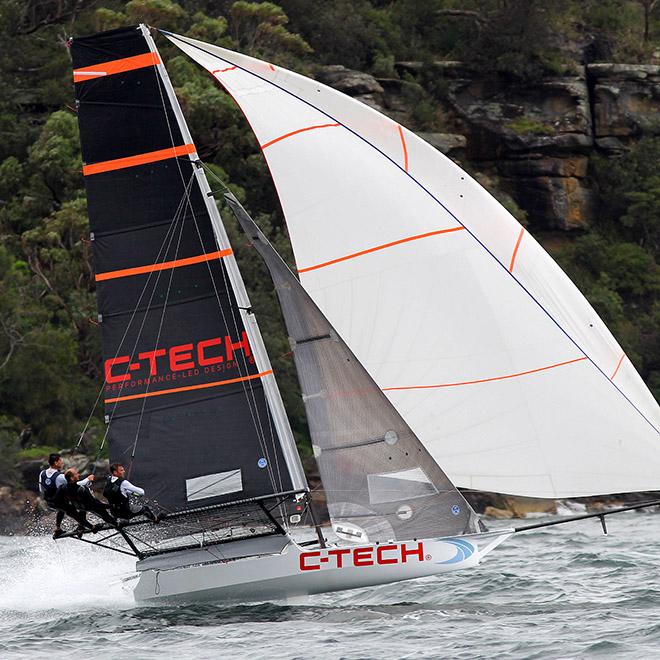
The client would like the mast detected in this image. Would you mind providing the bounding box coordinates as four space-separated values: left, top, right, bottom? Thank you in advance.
71 25 307 519
139 25 307 493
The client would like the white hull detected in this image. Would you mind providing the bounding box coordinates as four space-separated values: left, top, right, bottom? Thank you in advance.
133 531 512 604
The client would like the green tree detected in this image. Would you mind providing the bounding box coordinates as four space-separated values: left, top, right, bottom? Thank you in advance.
451 0 572 80
230 1 311 62
592 138 660 258
125 0 188 28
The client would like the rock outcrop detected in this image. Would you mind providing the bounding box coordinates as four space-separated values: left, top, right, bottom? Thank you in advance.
316 59 660 232
589 63 660 153
2 451 110 535
397 62 596 231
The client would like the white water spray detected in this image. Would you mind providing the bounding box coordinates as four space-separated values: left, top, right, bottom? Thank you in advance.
0 536 136 612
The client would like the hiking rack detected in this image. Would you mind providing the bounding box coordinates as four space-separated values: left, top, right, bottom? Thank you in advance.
56 488 309 559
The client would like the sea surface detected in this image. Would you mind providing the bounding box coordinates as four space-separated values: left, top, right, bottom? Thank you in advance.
1 512 660 659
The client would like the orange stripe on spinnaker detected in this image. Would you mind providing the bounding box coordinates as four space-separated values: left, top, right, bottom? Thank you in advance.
104 370 272 404
83 143 196 176
95 249 232 282
397 125 409 171
212 66 237 74
611 353 625 380
261 123 340 150
298 227 465 274
73 52 160 82
382 357 588 391
509 227 525 272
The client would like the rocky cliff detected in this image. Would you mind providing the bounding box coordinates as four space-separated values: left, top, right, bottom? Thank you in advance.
317 61 660 233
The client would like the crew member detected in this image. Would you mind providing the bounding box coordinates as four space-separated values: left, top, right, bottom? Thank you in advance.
54 468 118 529
38 453 95 538
103 463 158 522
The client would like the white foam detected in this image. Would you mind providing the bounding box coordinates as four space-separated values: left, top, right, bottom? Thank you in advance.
0 536 136 612
556 500 588 516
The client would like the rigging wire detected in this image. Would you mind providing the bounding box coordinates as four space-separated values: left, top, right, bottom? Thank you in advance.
77 172 196 468
93 174 193 464
149 54 285 496
127 171 191 475
199 163 286 499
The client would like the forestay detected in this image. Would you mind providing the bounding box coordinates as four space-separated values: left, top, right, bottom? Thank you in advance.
225 194 481 543
166 32 660 498
71 26 301 514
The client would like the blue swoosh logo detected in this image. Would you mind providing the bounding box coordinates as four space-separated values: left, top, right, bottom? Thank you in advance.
437 538 475 565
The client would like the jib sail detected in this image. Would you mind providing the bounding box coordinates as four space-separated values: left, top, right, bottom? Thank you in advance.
226 194 482 543
71 25 305 514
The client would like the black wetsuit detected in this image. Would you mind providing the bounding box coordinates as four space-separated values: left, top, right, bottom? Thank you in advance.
51 483 95 530
54 482 118 528
103 477 156 521
39 469 66 528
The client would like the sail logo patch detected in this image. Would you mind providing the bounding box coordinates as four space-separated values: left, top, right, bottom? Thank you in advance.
299 541 425 571
104 331 253 389
186 469 243 501
437 538 475 565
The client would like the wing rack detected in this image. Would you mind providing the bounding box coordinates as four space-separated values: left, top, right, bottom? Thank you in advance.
56 489 307 559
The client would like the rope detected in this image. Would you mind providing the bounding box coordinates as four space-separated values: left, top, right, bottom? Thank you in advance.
80 173 197 474
127 173 190 477
200 163 287 501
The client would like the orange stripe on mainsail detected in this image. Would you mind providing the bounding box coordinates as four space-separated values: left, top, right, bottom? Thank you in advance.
73 52 161 82
95 249 232 282
611 352 626 380
382 357 588 391
508 227 525 272
83 143 196 176
261 123 340 150
212 66 237 74
397 125 409 171
104 370 272 404
298 227 465 274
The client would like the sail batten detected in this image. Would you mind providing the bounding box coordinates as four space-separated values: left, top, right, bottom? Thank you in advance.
168 31 660 497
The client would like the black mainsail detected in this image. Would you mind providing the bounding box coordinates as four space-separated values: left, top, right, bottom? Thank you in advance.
71 26 306 523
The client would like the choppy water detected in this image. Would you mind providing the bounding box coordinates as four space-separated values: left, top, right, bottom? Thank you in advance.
1 512 660 659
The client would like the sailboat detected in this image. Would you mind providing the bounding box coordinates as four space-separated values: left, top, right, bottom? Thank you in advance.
58 24 660 604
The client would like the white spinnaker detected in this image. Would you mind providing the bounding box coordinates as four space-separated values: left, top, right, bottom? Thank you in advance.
166 32 660 497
